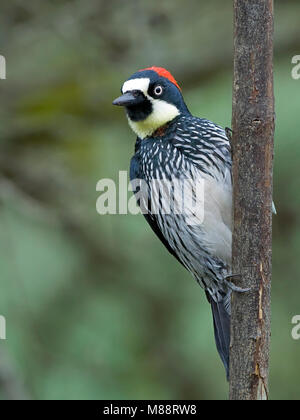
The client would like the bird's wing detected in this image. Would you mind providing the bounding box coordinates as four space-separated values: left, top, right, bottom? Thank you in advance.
171 116 232 179
130 153 185 267
170 117 233 265
143 212 185 267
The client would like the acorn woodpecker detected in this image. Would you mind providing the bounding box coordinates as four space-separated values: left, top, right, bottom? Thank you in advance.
113 67 238 379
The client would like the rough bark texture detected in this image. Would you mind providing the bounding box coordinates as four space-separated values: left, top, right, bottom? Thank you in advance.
229 0 274 400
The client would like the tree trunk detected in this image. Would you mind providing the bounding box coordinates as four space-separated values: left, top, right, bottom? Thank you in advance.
229 0 275 400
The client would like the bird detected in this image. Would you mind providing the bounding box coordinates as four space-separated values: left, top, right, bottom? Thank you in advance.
113 66 242 379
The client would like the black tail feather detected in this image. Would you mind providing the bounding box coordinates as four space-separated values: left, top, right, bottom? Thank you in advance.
208 293 231 380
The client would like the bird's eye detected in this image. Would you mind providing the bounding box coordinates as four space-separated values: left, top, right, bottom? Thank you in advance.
154 85 163 96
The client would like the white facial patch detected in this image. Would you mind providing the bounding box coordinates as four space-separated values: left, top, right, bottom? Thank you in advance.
127 100 180 139
122 78 150 95
122 78 180 139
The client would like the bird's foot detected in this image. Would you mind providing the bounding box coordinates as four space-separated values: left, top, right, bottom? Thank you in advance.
224 274 251 293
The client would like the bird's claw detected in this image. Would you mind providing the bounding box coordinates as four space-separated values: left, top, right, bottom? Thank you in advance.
224 274 250 293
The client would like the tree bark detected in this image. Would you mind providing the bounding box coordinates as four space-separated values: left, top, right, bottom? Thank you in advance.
229 0 274 400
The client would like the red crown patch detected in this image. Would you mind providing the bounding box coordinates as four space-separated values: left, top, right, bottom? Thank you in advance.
139 67 181 90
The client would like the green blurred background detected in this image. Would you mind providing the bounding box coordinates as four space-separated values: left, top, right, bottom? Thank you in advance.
0 0 299 400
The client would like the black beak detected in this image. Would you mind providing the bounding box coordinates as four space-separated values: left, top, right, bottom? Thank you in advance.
112 91 144 107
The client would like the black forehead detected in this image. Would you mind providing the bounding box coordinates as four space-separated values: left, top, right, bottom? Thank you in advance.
127 70 160 84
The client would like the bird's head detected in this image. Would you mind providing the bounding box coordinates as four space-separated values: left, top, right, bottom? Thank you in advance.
113 67 189 139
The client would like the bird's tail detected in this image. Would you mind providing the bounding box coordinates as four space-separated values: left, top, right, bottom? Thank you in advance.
208 292 231 380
